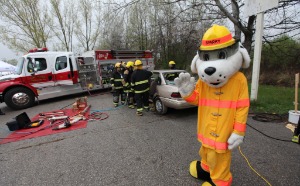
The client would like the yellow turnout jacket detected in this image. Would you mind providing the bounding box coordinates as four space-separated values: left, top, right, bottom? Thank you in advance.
184 72 250 153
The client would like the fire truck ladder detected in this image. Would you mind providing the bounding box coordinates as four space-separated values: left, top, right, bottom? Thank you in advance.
111 50 145 59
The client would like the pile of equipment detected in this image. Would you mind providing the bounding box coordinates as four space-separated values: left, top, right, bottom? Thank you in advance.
6 96 90 132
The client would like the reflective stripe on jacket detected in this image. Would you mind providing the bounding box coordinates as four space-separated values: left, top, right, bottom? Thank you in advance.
123 69 133 93
183 72 250 153
110 72 124 89
131 69 152 94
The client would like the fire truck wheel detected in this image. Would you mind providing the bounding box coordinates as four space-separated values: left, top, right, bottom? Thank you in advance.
4 87 35 110
154 98 168 115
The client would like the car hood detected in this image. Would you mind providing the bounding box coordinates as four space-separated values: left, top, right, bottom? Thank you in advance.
0 74 20 82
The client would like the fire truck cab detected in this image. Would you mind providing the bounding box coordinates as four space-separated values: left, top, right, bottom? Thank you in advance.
0 48 154 110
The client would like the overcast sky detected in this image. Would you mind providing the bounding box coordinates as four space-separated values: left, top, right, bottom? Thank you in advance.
0 42 21 60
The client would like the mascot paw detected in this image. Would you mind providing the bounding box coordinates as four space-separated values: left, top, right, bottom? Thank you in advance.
174 73 195 97
227 133 244 150
189 161 211 181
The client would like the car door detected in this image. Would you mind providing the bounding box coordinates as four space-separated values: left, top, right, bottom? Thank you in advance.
53 55 76 85
24 57 55 88
150 72 163 98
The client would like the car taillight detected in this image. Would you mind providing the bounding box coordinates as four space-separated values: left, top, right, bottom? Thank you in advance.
171 92 181 98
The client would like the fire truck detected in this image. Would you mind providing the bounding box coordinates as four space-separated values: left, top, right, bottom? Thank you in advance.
0 48 154 110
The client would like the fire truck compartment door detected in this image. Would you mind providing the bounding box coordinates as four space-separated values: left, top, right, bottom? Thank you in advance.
53 55 74 86
25 57 55 88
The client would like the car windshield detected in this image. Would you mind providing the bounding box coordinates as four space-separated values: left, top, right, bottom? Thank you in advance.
15 57 24 75
162 71 184 85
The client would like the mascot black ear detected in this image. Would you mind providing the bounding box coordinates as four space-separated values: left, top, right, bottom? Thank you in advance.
191 53 200 73
239 43 251 69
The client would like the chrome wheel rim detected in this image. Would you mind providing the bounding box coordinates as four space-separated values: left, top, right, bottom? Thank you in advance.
12 92 30 106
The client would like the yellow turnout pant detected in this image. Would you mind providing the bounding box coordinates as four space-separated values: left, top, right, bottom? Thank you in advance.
199 146 233 186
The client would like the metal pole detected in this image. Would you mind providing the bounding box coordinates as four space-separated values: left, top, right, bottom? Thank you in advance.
250 12 264 101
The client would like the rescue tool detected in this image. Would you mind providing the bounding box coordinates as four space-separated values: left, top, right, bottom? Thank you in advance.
51 105 91 130
52 118 71 130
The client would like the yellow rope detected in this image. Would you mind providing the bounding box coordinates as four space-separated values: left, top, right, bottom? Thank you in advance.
238 146 272 186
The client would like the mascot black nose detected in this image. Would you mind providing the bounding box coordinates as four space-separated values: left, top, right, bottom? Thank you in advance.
204 67 216 76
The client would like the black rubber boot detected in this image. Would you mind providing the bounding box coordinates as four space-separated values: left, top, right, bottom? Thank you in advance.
189 160 212 181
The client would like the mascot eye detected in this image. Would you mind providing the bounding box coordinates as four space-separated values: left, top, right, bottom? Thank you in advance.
218 51 227 59
203 54 209 61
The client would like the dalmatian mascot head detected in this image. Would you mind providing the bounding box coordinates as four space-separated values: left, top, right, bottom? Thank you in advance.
191 24 250 88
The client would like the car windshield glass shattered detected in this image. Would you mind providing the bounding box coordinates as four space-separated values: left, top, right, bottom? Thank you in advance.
163 72 182 85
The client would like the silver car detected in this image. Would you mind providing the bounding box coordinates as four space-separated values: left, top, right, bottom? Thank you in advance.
150 70 196 115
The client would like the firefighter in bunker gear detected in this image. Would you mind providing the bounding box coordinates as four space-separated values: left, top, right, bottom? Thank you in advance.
121 61 126 73
110 62 126 107
131 60 152 116
165 61 178 81
175 24 251 186
123 61 135 109
169 60 176 69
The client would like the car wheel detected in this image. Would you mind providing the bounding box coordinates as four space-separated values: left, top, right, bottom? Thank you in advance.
4 87 35 110
154 98 168 115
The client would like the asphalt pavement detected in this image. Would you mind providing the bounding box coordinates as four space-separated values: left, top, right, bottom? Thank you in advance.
0 90 299 186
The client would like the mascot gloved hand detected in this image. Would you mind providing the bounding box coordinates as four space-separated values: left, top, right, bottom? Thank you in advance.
175 25 250 186
227 133 244 150
174 72 195 97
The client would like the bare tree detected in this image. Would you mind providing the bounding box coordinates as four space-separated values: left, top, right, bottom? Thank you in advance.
74 0 102 51
50 0 76 51
207 0 299 53
0 0 51 52
95 0 125 49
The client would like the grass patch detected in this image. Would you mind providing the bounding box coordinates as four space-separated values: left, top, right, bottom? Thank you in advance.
250 85 299 114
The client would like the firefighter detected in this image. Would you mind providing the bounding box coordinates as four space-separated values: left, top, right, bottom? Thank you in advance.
121 61 126 73
169 60 176 69
110 62 126 107
78 58 85 65
131 60 152 116
166 61 178 81
123 61 135 109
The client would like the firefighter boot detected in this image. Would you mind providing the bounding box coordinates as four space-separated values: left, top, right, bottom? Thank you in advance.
128 97 135 109
292 135 299 144
202 181 216 186
136 111 143 116
121 93 126 105
144 106 149 112
149 103 155 112
189 161 212 181
292 121 300 144
136 108 143 116
113 95 119 107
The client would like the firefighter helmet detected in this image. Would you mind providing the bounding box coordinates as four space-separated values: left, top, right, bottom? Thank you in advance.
126 61 134 68
134 60 142 66
169 61 175 65
200 24 235 51
115 62 121 68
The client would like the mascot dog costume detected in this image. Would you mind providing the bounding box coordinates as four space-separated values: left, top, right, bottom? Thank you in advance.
175 25 250 186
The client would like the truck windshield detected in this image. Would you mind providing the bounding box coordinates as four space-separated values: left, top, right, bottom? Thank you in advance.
15 57 24 75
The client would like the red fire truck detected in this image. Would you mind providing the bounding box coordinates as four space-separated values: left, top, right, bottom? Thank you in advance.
0 48 154 110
